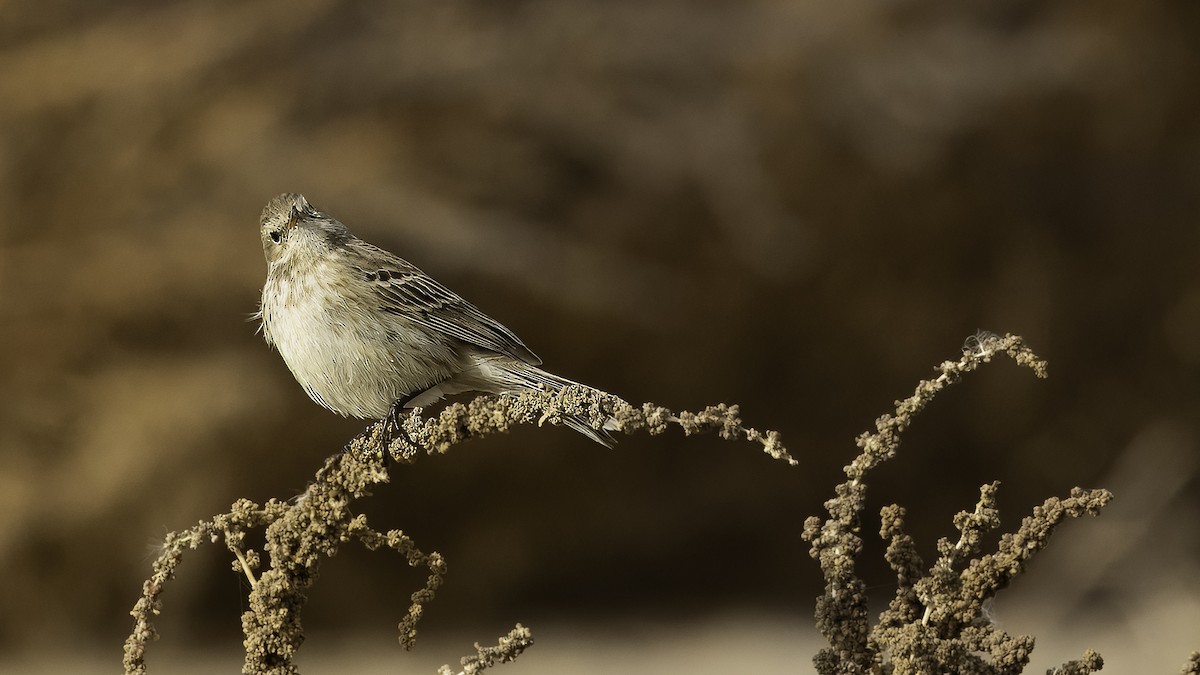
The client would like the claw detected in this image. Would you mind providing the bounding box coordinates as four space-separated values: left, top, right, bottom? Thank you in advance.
382 398 423 462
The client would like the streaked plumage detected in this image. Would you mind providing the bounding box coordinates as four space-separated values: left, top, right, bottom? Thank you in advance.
257 193 613 445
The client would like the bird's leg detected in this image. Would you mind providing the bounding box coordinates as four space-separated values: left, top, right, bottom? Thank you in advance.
342 396 418 461
382 395 423 461
384 395 415 437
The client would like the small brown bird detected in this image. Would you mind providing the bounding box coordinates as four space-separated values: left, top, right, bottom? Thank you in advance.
257 193 614 445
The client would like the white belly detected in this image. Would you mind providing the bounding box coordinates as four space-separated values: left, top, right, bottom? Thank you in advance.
261 267 459 418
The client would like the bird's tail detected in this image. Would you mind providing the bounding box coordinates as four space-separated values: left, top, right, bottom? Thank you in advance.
479 357 621 447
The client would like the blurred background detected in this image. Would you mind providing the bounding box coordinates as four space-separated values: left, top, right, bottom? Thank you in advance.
2 0 1199 672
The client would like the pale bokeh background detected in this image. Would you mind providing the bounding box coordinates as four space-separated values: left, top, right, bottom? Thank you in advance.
1 1 1198 672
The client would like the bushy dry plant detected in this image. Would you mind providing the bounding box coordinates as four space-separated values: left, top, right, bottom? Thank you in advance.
123 390 794 675
802 332 1114 674
124 332 1197 674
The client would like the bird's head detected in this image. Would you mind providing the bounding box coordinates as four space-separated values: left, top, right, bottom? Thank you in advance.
259 193 352 267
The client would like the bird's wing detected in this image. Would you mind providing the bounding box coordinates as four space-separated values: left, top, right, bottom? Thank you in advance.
353 242 543 366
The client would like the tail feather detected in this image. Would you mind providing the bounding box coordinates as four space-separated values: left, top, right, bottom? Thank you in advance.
407 355 619 447
562 416 616 448
486 357 617 447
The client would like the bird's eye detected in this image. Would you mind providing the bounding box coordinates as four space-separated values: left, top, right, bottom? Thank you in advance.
269 229 282 244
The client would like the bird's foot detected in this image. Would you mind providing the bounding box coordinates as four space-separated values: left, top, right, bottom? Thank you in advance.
382 399 423 462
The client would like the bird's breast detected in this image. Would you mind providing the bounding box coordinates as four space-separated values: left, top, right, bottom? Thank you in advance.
261 265 461 418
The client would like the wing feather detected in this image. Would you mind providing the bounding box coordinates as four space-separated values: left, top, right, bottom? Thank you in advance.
350 242 542 366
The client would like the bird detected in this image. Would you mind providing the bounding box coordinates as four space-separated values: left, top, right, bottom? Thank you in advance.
257 192 615 446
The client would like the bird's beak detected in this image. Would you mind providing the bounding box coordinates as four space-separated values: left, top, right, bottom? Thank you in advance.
285 195 311 233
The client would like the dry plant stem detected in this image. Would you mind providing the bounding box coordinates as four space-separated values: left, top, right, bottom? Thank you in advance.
1046 650 1104 675
234 547 259 588
124 498 280 674
1183 652 1200 675
846 332 1047 482
380 385 796 466
802 332 1114 675
436 624 535 675
237 449 441 675
872 487 1112 675
124 388 792 674
920 482 1003 626
918 487 1111 631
